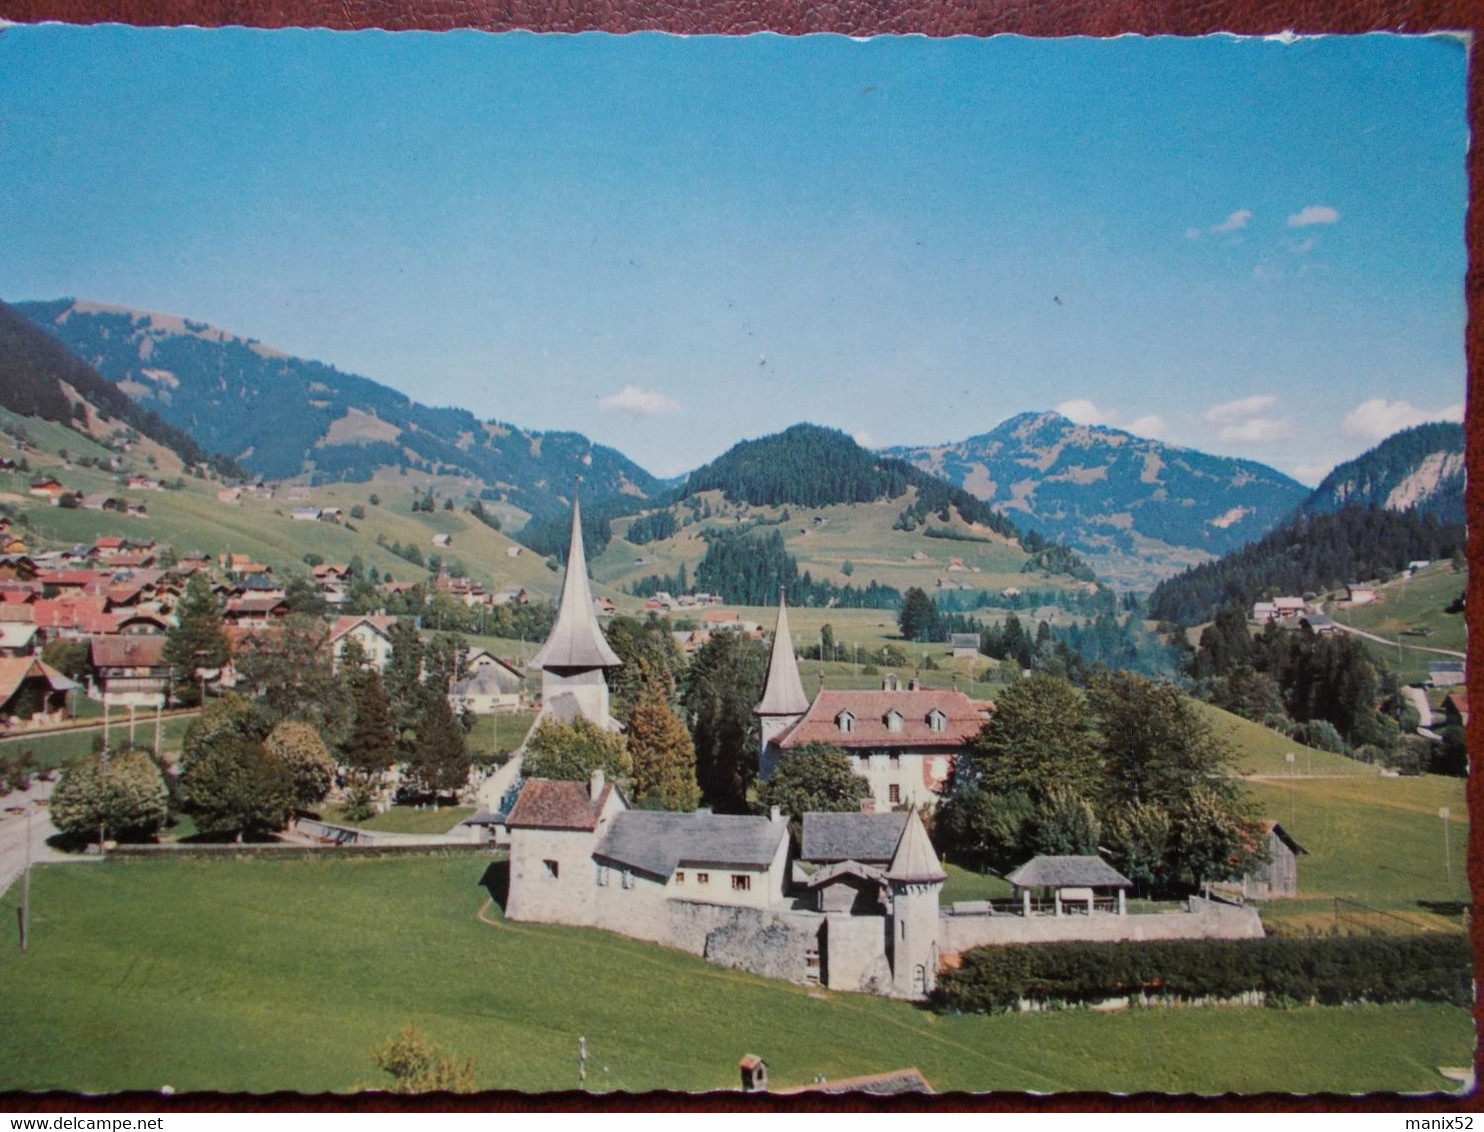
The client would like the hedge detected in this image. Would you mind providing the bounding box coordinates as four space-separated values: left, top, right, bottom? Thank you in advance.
932 934 1472 1013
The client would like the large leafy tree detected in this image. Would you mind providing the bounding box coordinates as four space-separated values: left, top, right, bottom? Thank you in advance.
757 743 869 828
232 615 347 742
163 572 229 706
521 716 630 783
680 629 768 812
605 614 685 721
264 720 336 810
181 737 294 841
626 679 700 811
50 747 168 844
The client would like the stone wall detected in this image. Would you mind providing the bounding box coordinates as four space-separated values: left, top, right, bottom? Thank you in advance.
940 900 1264 952
663 900 821 983
823 913 892 993
505 826 598 924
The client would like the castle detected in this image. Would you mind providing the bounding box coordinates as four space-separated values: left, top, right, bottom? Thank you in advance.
502 491 949 998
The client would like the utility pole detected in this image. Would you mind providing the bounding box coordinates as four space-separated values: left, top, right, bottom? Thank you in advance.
1440 806 1452 881
577 1036 587 1089
20 802 32 952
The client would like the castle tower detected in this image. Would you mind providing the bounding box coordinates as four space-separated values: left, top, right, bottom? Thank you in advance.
755 589 811 781
885 807 947 998
529 483 622 730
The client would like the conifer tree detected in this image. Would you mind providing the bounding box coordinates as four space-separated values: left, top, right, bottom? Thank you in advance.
406 691 469 804
627 679 700 811
163 572 229 706
343 669 398 787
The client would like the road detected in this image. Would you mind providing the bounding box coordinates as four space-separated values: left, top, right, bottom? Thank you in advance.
1315 601 1466 659
0 782 95 899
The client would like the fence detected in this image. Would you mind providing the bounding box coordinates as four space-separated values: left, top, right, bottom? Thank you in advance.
1333 897 1433 935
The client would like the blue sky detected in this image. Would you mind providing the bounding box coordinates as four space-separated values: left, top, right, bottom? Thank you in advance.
0 27 1467 481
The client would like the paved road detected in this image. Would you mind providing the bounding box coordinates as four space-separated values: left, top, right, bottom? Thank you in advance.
0 782 94 899
1402 684 1435 727
1315 601 1466 659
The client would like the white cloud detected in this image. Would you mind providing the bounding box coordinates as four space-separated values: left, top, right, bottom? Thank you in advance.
1126 414 1167 439
1287 204 1340 227
1184 227 1202 240
1341 398 1464 442
1056 398 1105 425
1204 394 1278 424
1210 209 1252 234
596 384 681 417
853 430 878 450
1290 461 1335 487
1218 418 1291 443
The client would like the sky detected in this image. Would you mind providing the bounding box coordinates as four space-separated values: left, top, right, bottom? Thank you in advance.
0 27 1467 483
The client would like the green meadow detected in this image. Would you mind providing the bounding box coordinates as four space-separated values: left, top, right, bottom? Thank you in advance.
0 714 196 770
0 854 1471 1096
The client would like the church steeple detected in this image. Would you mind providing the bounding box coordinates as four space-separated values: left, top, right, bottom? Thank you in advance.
530 481 620 671
529 482 621 730
755 589 810 717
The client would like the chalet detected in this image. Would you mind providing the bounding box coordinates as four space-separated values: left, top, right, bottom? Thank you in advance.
125 502 148 518
1441 692 1468 729
1298 613 1339 636
92 536 127 557
1429 660 1466 689
0 536 28 555
450 652 525 714
1345 585 1378 605
39 569 109 595
949 632 980 658
1252 601 1279 622
593 597 617 616
506 546 522 558
329 614 402 672
33 598 121 640
80 494 124 513
701 609 742 628
0 556 39 583
1273 597 1307 617
216 488 243 504
290 507 322 522
0 456 16 472
124 475 163 491
672 628 712 655
431 533 452 548
0 656 75 726
312 564 352 583
28 478 64 500
757 597 991 811
116 610 170 636
222 596 290 628
89 634 172 705
0 622 39 656
947 557 966 572
109 550 157 570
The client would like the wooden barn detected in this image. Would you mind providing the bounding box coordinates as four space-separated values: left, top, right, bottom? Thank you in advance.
1238 821 1306 900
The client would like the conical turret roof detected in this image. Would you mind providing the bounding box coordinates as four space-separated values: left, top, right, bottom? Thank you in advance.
885 808 947 885
530 486 621 670
755 590 810 716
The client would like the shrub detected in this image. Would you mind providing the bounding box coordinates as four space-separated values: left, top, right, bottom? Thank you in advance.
50 747 169 843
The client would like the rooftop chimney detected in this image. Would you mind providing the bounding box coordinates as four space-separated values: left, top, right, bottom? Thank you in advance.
769 805 783 823
589 768 605 799
908 676 920 692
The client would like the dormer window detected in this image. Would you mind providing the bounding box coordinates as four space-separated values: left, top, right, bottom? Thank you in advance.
836 710 856 733
927 708 947 733
884 709 904 733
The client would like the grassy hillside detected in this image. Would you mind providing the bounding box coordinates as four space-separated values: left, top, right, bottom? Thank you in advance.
0 408 565 601
1328 561 1467 684
0 854 1470 1095
593 490 1094 606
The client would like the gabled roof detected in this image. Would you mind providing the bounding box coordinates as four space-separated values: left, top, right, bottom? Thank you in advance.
755 592 810 717
0 657 75 705
328 614 398 643
1263 820 1308 855
594 810 788 879
779 686 990 750
89 634 169 668
505 778 617 831
1005 855 1131 890
801 812 908 865
529 490 620 671
802 859 887 889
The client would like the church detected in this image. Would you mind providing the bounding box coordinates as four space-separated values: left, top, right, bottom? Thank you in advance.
499 490 949 999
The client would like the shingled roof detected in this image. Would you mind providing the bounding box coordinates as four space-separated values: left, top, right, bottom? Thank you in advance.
503 778 615 831
755 592 810 717
530 489 620 671
595 810 787 879
800 812 908 866
1005 855 1132 890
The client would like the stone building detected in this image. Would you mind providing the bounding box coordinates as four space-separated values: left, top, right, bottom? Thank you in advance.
755 596 991 811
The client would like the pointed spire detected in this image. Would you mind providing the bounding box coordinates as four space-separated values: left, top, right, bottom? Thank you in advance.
756 588 810 716
886 807 947 885
529 480 621 670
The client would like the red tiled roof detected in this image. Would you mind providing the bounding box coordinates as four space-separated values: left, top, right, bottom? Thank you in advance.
505 778 613 831
89 634 168 668
32 597 120 634
1444 692 1468 714
779 686 991 750
39 570 109 589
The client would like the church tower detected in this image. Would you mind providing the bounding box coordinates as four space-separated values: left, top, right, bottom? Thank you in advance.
886 807 947 998
529 483 622 731
755 590 811 781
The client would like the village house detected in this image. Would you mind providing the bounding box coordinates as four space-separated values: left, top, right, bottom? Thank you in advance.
0 656 76 726
328 613 401 673
1345 584 1378 605
449 649 525 714
1429 660 1466 689
28 477 64 501
949 632 980 659
88 634 171 706
0 622 39 657
756 595 992 812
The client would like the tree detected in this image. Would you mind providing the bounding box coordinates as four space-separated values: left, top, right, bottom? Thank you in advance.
820 623 836 661
40 638 89 682
50 747 168 844
284 576 327 617
757 743 869 828
605 614 685 720
898 587 938 642
521 716 630 783
626 680 700 810
383 619 426 724
181 738 293 841
232 615 347 741
264 720 335 810
372 1027 474 1094
342 669 398 787
163 572 229 706
182 693 271 765
964 673 1099 800
405 692 469 803
680 629 768 812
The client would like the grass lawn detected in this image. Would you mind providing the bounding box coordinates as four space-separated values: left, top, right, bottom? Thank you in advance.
0 715 196 770
465 710 538 757
317 805 475 835
0 855 1471 1095
1190 701 1369 779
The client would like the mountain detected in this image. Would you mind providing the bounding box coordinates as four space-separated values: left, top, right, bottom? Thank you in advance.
1301 421 1465 525
0 300 234 472
886 412 1310 589
12 299 664 529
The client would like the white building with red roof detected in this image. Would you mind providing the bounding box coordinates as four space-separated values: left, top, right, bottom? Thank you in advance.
756 595 991 812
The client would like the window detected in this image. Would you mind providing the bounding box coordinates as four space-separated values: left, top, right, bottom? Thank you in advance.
836 710 855 733
621 869 634 889
927 709 947 733
596 864 609 886
732 874 752 892
542 859 559 879
697 872 710 884
884 709 903 733
675 871 686 885
888 784 901 805
889 753 900 769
